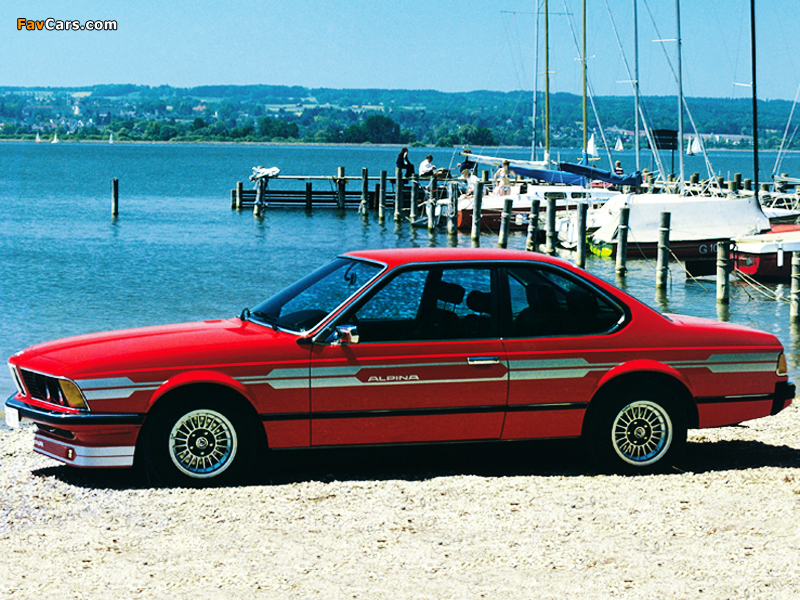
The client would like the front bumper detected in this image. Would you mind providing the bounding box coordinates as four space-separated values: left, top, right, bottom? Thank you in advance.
5 394 143 468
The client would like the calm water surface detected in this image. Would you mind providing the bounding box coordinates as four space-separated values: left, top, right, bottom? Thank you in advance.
2 141 800 397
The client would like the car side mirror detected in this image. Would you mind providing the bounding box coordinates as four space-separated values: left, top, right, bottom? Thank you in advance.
332 324 359 345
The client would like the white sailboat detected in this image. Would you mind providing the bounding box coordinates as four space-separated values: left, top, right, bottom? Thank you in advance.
586 133 599 159
614 137 623 152
686 135 702 155
109 133 114 144
35 132 40 143
51 132 59 144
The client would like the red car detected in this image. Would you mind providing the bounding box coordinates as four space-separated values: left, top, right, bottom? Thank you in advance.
5 248 794 485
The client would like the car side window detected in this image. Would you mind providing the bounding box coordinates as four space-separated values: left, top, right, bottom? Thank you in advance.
506 266 623 338
350 266 496 342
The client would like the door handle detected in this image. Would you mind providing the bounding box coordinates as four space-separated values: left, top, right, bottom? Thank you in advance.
467 356 501 365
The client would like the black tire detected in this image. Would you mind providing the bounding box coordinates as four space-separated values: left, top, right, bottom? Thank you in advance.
586 389 687 474
143 393 258 486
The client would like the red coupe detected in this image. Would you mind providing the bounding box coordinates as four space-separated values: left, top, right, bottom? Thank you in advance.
5 248 794 485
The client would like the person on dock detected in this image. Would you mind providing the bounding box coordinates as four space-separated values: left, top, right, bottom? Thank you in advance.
458 148 477 174
419 155 436 178
493 159 515 196
396 147 414 178
461 169 479 197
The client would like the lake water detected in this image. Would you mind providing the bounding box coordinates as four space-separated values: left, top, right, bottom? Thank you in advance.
2 141 800 398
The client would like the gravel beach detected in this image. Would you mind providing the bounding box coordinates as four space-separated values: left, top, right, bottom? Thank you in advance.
1 401 799 600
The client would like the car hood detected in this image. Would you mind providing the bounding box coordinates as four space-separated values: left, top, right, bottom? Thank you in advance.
11 318 303 379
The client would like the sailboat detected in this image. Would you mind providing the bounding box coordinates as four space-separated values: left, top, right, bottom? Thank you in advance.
51 132 59 144
589 0 773 276
686 135 702 155
35 132 40 143
109 133 114 144
586 134 599 160
614 137 624 152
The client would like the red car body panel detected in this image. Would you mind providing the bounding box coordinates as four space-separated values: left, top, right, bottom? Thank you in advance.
5 247 794 470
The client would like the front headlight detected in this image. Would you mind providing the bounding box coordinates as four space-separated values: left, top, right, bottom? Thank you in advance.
59 379 88 409
777 353 788 377
8 364 25 395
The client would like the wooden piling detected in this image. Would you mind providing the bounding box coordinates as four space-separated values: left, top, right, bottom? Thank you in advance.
616 206 630 277
410 175 419 222
337 167 346 209
791 253 800 322
360 167 368 215
471 178 484 246
656 212 671 290
305 182 313 211
379 170 387 223
234 181 242 210
546 196 557 256
111 178 119 216
395 168 403 221
498 198 513 248
577 202 588 269
716 240 730 304
733 173 742 190
743 178 752 191
447 182 458 236
525 199 540 252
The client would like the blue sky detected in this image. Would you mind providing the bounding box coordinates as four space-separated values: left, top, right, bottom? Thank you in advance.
4 0 799 101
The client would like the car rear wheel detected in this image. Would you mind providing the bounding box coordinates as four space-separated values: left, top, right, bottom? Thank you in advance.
587 391 687 473
143 395 257 486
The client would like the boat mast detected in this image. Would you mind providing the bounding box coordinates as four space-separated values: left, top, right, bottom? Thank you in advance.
676 0 685 194
532 1 541 161
633 0 641 171
582 0 588 161
544 0 551 165
750 0 759 203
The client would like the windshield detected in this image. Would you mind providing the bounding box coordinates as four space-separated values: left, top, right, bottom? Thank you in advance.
249 257 384 332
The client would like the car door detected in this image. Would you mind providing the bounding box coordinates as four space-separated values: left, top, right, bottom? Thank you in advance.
498 264 627 441
310 264 508 446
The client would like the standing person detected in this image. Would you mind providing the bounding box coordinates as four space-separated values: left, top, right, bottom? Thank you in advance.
614 160 624 175
396 147 414 178
458 148 477 173
419 154 436 177
492 159 516 196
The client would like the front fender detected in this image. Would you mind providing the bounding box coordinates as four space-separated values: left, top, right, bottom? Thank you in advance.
148 370 254 409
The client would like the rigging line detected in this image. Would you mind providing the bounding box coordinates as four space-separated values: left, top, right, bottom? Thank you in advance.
642 0 716 181
561 0 614 170
773 81 800 177
603 0 669 181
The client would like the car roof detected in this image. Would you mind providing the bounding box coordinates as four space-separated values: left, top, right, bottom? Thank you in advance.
343 247 567 270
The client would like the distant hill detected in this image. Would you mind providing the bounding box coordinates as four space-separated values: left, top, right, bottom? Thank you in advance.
0 84 794 149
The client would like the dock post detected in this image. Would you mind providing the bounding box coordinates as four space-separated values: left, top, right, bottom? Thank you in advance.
410 175 419 222
360 168 369 215
447 183 458 236
656 212 671 290
743 178 752 191
305 181 313 211
616 206 630 277
234 181 243 210
525 199 540 252
471 176 485 247
379 170 387 223
545 196 557 256
498 198 513 248
395 168 403 221
111 178 119 216
791 253 800 322
733 173 742 190
337 167 346 209
577 202 588 269
716 240 731 304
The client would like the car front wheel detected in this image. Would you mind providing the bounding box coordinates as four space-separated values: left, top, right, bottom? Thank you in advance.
587 391 687 473
143 395 257 486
